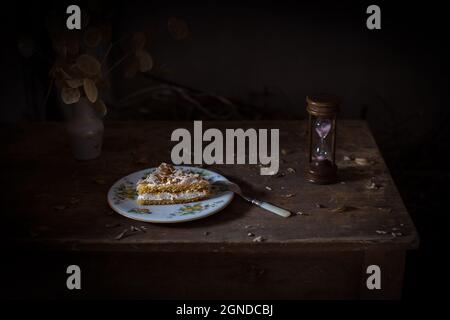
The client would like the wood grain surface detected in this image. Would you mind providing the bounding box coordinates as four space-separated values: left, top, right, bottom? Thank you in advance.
1 120 419 253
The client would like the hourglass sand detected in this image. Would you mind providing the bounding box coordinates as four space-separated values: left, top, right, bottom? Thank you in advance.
314 118 332 161
306 94 339 184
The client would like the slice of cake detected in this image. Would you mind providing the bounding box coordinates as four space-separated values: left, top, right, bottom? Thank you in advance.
136 163 210 205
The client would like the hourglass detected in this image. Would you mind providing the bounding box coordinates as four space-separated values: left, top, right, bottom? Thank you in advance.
314 118 332 161
306 94 339 184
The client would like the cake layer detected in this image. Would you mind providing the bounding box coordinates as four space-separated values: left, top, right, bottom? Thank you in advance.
136 189 210 205
137 183 209 194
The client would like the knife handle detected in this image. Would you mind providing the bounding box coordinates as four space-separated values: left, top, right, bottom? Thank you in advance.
253 200 291 218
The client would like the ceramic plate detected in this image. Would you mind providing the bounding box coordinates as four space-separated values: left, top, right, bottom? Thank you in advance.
107 166 234 223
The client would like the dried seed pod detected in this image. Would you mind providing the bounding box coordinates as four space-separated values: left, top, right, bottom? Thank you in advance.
282 193 295 198
93 99 107 117
139 226 147 233
76 54 101 76
61 87 81 104
83 78 98 103
168 17 189 40
355 157 369 166
114 228 129 240
65 78 83 88
329 205 356 213
330 206 348 213
367 178 382 190
253 236 265 242
135 49 153 72
130 226 141 232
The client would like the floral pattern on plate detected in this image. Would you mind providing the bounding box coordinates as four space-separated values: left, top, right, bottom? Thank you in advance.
128 207 151 214
169 199 226 217
112 179 137 205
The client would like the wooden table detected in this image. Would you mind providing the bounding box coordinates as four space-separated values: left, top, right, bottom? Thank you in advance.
1 121 418 299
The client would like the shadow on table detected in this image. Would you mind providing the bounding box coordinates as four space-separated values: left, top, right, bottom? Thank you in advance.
337 166 375 183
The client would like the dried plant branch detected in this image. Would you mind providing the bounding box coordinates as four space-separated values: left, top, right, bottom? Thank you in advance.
172 87 232 120
101 35 131 66
117 85 168 107
56 67 72 80
104 51 133 76
101 43 113 66
141 73 240 119
42 76 55 109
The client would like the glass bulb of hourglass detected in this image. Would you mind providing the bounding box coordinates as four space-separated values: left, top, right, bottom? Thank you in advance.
314 118 332 161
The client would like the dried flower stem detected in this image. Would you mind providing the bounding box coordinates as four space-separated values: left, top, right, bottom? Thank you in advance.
42 76 55 109
101 43 113 66
104 51 133 77
101 35 130 66
117 85 166 107
56 67 72 80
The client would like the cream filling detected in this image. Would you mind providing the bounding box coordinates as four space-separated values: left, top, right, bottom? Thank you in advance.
137 190 209 201
137 168 205 186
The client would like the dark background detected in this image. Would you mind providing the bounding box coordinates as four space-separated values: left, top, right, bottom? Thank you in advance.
1 0 449 299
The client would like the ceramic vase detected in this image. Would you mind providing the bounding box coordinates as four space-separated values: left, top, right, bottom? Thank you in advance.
65 97 104 160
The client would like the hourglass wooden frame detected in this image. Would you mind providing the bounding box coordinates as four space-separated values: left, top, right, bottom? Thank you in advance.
306 94 340 184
